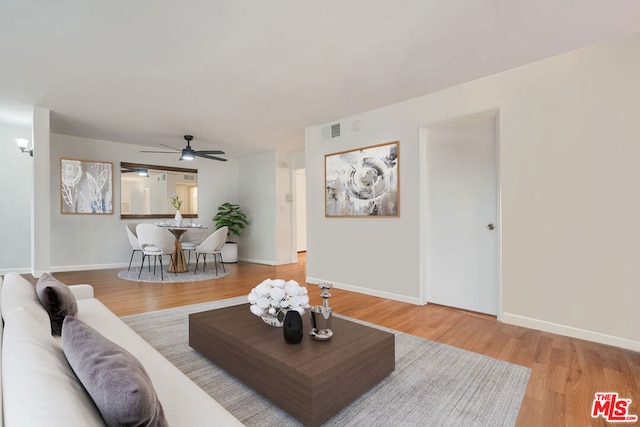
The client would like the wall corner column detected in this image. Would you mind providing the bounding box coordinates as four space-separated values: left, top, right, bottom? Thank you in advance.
31 107 51 277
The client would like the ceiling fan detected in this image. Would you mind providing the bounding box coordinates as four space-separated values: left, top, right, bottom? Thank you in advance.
140 135 227 162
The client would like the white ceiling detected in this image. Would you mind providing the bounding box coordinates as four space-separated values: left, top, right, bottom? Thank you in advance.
1 1 639 158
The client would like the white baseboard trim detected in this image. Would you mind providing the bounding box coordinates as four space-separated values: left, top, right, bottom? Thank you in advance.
238 257 276 266
50 262 130 272
502 312 640 353
19 258 286 274
306 276 422 305
239 257 297 266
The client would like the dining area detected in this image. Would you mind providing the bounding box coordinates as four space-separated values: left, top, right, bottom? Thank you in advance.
118 165 246 283
122 222 229 283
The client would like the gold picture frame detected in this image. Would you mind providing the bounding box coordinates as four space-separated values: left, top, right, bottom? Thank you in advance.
60 158 113 214
325 141 399 217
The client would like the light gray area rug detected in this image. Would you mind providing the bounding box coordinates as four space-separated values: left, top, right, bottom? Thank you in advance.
117 266 229 283
122 298 531 426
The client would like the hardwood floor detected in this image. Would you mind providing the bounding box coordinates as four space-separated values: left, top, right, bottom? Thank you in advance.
34 253 639 427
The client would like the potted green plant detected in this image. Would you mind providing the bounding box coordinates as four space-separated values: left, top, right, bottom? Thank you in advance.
213 202 249 263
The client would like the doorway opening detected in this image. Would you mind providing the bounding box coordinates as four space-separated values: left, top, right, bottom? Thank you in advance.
292 168 307 261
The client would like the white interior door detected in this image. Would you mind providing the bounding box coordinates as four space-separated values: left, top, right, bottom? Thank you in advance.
425 113 498 315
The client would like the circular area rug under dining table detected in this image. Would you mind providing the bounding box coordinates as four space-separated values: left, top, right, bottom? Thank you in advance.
117 266 229 283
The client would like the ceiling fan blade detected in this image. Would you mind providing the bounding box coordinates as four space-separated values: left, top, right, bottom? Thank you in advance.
195 150 225 155
160 144 181 151
139 150 175 154
195 152 227 161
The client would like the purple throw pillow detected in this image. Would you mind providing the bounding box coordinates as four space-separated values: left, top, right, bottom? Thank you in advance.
35 273 78 335
62 316 168 427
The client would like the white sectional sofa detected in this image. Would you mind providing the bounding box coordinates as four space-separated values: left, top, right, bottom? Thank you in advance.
0 272 243 427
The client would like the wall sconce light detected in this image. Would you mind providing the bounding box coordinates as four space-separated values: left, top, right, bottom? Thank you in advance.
16 138 33 156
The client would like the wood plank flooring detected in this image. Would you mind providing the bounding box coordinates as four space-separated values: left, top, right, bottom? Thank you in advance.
30 254 639 427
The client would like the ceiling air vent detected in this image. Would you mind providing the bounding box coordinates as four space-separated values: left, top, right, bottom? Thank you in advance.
322 123 341 140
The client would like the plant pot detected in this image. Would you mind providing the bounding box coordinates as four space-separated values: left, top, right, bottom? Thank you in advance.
220 242 238 263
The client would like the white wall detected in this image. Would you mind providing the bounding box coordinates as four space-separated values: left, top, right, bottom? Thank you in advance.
239 150 296 265
239 152 276 264
306 119 420 304
0 122 33 274
291 150 305 170
306 34 640 350
48 133 239 270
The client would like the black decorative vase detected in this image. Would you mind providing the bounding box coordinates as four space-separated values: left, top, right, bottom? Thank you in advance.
283 310 303 344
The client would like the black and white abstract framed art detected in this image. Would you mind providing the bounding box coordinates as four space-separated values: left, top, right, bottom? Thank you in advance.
325 141 399 217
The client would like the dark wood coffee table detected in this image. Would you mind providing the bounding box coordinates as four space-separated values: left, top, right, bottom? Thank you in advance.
189 304 395 426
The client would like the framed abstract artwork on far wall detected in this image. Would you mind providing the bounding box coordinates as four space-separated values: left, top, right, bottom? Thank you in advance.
325 141 399 217
60 158 113 214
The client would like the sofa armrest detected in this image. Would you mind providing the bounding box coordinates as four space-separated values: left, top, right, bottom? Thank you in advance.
69 285 94 300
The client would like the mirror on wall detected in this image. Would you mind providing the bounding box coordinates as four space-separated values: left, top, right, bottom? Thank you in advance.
120 162 198 219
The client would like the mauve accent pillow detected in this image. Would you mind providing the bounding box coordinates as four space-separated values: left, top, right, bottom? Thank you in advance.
35 273 78 335
62 316 168 427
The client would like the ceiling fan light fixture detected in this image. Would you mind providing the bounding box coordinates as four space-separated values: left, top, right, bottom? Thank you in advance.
180 147 195 160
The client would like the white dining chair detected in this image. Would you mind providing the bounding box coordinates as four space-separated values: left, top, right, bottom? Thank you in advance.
180 228 207 266
136 224 176 281
125 223 143 271
194 226 228 275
